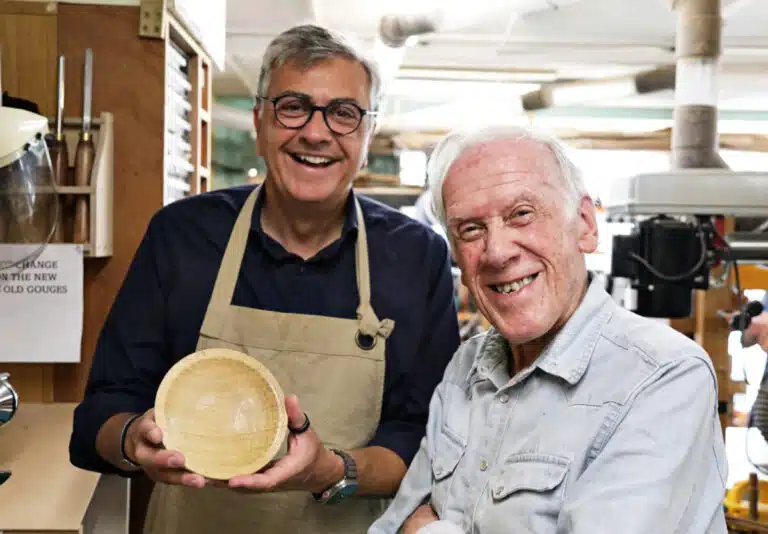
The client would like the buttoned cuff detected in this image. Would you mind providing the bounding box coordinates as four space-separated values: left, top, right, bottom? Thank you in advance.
416 520 464 534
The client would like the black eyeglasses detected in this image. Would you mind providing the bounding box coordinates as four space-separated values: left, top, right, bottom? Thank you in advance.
255 93 377 135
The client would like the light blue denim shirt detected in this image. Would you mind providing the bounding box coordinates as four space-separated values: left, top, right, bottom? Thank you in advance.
369 276 728 534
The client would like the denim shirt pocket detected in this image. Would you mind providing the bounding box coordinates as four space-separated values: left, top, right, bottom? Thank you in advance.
430 426 466 516
492 454 568 497
484 453 570 527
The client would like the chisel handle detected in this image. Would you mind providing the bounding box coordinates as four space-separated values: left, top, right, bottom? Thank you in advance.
73 134 94 244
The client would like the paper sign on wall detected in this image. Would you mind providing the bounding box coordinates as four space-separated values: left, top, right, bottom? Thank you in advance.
0 244 84 363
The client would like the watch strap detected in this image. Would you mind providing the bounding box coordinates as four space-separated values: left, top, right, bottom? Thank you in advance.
119 413 142 469
312 449 357 503
330 449 357 481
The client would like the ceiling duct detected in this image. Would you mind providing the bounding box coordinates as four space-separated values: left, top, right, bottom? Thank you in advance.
670 0 726 169
521 65 676 111
378 14 438 48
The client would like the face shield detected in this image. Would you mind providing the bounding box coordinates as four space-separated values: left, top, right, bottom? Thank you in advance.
0 107 58 271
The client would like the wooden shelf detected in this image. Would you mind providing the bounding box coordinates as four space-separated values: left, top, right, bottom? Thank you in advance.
165 13 213 199
354 187 423 196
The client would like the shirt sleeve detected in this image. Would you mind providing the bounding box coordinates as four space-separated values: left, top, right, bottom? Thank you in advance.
367 234 460 465
557 353 728 533
69 213 174 475
369 374 446 534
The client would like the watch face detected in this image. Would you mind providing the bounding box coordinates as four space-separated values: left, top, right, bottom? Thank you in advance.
326 480 359 504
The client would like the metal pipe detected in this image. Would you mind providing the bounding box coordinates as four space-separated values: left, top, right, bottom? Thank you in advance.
724 232 768 263
671 0 725 169
521 65 676 111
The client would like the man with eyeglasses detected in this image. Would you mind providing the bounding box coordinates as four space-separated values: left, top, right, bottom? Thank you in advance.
69 24 460 534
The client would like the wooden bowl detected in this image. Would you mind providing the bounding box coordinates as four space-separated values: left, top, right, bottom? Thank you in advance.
155 348 288 480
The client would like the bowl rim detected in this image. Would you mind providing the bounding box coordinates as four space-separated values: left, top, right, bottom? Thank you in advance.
154 347 289 480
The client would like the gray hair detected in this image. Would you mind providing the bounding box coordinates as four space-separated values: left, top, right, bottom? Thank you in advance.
256 24 382 113
426 125 588 229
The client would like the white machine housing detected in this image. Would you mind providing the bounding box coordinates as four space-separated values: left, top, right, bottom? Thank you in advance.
603 170 768 218
0 106 49 168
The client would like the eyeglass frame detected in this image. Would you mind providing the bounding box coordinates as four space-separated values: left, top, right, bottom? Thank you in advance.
254 92 378 136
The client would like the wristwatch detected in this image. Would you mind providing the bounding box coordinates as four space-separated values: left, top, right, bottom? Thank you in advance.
313 449 358 504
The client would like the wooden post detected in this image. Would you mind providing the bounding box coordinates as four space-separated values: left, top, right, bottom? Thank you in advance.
671 0 732 439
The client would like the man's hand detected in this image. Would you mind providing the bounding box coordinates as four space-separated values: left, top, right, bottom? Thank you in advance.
747 312 768 351
221 395 342 493
125 408 206 488
402 504 439 534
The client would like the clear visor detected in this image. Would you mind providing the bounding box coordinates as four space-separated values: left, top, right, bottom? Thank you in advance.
0 135 59 271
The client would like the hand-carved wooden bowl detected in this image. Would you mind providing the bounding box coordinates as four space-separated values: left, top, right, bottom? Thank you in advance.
155 348 288 480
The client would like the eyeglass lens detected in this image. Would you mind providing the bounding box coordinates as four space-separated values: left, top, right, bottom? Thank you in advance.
274 96 363 134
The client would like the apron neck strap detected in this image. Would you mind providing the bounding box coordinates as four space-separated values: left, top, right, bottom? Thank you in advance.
205 186 260 313
204 186 385 337
352 197 382 337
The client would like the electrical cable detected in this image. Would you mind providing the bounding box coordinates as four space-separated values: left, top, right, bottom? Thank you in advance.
629 221 709 282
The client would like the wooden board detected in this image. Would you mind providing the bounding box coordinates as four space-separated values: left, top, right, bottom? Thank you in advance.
0 0 59 403
0 403 100 531
0 2 57 115
696 218 736 438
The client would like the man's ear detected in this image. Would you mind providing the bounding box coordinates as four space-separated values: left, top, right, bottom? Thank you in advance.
253 105 262 130
253 106 265 157
577 196 599 254
359 120 377 170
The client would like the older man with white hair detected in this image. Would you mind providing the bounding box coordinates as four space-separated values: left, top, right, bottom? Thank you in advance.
369 126 728 534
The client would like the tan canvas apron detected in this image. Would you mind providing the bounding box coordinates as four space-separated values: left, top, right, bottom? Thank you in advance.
143 187 395 534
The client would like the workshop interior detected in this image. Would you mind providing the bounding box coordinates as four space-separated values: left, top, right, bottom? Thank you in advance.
1 0 767 532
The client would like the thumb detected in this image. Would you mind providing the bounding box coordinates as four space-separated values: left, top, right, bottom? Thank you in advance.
285 394 306 429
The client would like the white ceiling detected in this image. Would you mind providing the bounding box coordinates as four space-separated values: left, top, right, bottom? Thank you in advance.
215 0 768 133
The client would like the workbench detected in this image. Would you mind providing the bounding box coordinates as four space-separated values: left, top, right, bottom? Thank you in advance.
0 403 129 534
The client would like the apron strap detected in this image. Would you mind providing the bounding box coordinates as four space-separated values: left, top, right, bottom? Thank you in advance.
203 186 260 317
201 186 393 342
353 198 394 341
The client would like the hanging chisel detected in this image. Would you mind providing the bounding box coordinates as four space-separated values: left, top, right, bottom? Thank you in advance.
73 48 94 245
47 55 68 242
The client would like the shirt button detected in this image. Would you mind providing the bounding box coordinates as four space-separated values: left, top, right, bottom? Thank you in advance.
479 460 488 471
499 393 509 404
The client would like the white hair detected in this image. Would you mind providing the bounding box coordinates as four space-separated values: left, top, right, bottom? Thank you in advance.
426 125 588 229
256 24 382 113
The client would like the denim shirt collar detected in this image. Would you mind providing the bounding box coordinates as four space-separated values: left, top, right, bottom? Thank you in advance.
469 274 614 387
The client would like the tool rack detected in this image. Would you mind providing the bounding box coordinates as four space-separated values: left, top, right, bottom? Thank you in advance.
48 112 114 257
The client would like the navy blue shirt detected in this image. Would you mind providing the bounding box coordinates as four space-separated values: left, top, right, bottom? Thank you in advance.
69 185 460 475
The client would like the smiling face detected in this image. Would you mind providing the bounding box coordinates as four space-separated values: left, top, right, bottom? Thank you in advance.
254 56 374 206
443 137 598 346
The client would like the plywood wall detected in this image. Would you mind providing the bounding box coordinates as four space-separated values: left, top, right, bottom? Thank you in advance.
53 3 166 402
1 2 166 402
1 0 59 402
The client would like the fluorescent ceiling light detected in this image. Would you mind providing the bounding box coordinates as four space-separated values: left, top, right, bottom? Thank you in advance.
397 67 557 83
387 78 539 98
548 79 639 107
